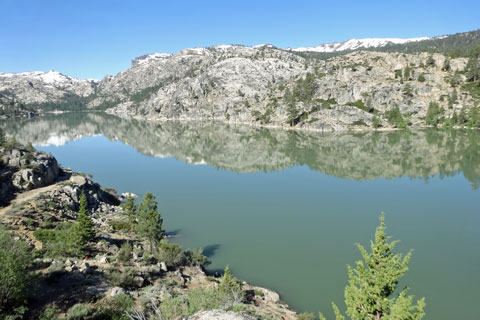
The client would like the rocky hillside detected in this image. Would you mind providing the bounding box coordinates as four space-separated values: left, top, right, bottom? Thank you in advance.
96 48 478 131
0 71 97 117
1 30 479 131
0 144 296 320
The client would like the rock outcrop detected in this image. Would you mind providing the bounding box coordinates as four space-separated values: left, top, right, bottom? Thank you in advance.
0 145 61 205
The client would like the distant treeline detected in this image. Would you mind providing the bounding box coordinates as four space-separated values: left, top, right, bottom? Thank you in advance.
291 29 480 60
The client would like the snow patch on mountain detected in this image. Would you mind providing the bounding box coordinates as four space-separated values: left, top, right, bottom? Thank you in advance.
289 37 429 53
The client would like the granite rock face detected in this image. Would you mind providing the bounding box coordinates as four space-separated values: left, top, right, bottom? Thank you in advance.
1 45 477 130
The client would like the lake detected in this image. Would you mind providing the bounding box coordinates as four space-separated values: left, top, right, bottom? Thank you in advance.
2 112 479 319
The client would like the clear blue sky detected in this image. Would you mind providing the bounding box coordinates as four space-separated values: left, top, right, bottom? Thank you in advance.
1 0 478 79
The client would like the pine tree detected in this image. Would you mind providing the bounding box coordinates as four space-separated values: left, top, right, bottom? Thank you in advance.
0 128 5 145
74 192 95 245
219 265 244 303
320 214 425 320
122 195 137 231
135 193 164 250
465 45 480 82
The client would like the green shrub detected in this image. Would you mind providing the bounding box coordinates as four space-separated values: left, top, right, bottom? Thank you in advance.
33 222 83 257
418 73 426 82
297 312 316 320
39 304 61 320
109 219 131 232
346 100 373 113
107 269 136 289
156 239 183 268
183 248 210 268
116 241 132 263
159 296 189 319
0 226 33 318
67 303 94 320
425 101 444 126
385 106 407 128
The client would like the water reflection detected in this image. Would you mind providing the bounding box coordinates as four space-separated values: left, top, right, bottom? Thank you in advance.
2 112 479 188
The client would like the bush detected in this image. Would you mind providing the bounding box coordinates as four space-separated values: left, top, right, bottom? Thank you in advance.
418 73 426 82
109 219 131 232
297 312 316 320
385 106 407 128
156 239 183 268
0 226 33 318
107 269 136 289
67 303 94 320
33 222 83 257
94 293 135 320
183 248 210 268
425 101 444 126
116 241 132 263
39 304 61 320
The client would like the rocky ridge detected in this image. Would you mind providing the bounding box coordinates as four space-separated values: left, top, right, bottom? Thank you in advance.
1 42 478 131
0 145 297 320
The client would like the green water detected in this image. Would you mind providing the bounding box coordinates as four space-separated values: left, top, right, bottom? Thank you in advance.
2 112 480 319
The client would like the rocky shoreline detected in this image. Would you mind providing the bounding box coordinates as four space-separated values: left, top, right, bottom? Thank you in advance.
0 143 298 319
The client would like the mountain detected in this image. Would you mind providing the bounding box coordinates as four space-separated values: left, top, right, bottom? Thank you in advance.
0 70 97 116
1 30 479 131
289 37 429 53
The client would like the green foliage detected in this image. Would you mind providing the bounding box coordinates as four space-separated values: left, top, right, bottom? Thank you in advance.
417 73 426 82
346 100 373 113
425 102 444 126
426 55 436 67
26 93 91 112
403 66 412 79
0 128 6 145
183 248 211 268
39 304 61 320
320 214 426 320
107 269 136 289
219 265 244 303
442 58 451 71
0 226 33 318
116 241 132 263
94 293 135 320
121 195 137 229
33 222 83 257
156 239 183 268
135 193 164 248
467 106 480 128
372 116 382 128
385 106 407 128
67 303 95 320
298 313 316 320
465 45 480 82
109 219 131 232
284 73 317 104
72 192 95 246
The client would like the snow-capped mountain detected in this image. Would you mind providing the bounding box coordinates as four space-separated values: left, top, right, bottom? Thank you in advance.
289 37 429 53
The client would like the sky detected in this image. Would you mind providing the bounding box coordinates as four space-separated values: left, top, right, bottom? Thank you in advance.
1 0 479 79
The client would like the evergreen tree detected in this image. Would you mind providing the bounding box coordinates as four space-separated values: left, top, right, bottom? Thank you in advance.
320 214 425 320
465 45 480 83
425 102 444 126
0 128 5 145
135 193 164 249
74 192 95 246
219 265 244 303
122 195 137 230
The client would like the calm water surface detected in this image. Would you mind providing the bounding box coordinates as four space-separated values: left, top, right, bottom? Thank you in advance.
2 113 479 319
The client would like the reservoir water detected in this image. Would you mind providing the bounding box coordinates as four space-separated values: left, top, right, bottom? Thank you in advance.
2 112 479 319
